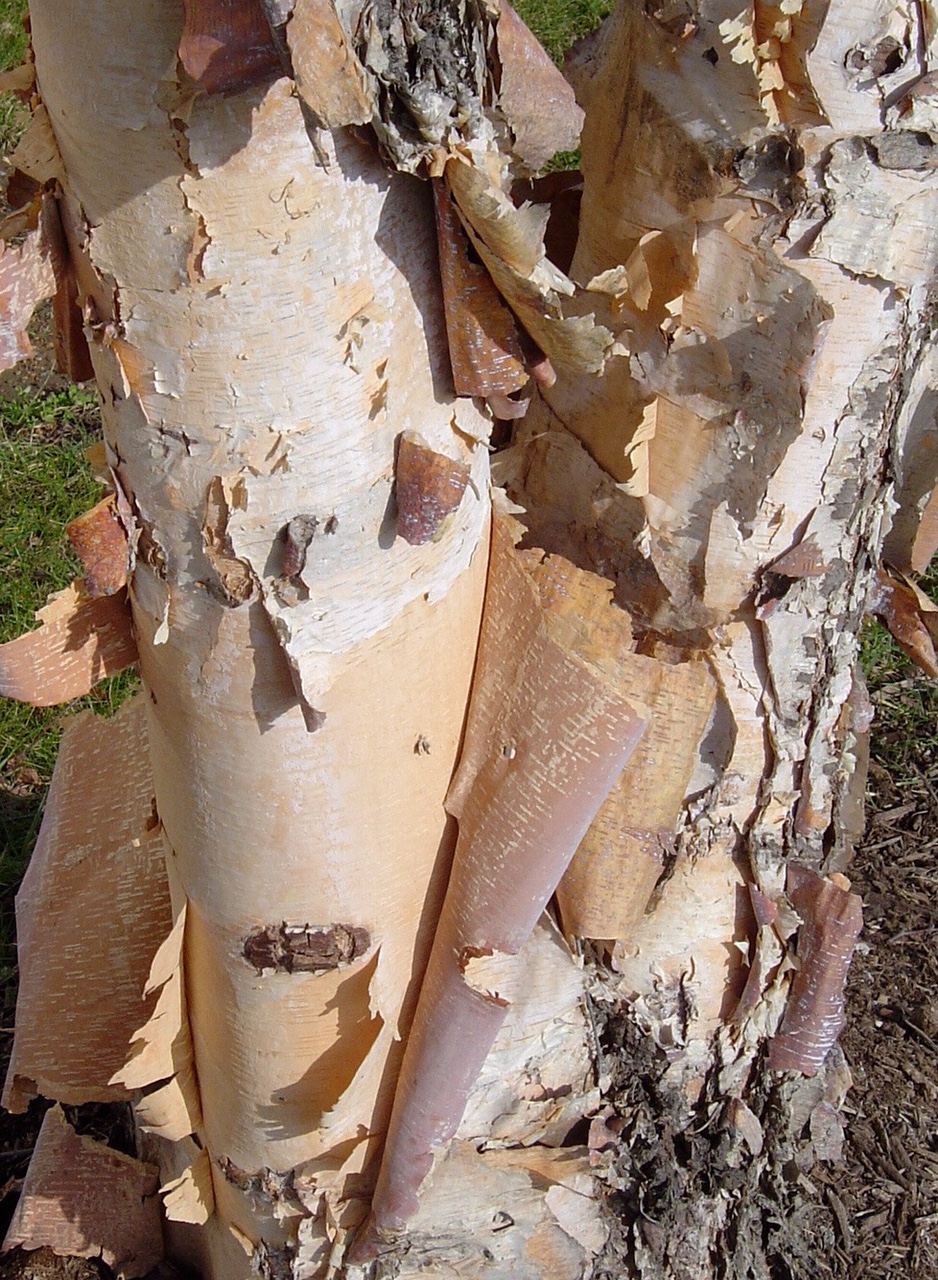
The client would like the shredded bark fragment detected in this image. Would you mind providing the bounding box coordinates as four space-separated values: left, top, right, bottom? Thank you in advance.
242 922 371 973
2 1105 163 1278
495 1 584 171
768 866 863 1076
395 431 472 546
66 494 131 597
432 177 530 398
179 0 282 94
869 565 938 677
280 514 318 580
909 479 938 574
0 587 137 706
202 476 257 606
161 1148 215 1225
286 0 375 129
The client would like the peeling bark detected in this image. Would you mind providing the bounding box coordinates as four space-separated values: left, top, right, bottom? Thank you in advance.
6 0 937 1276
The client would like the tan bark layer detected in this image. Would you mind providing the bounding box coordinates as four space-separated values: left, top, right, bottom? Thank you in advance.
24 3 497 1270
2 694 171 1112
0 587 137 706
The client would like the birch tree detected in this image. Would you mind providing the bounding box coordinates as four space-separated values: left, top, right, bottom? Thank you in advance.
0 0 936 1277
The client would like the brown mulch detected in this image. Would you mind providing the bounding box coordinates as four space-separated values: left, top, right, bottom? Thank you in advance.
835 681 938 1280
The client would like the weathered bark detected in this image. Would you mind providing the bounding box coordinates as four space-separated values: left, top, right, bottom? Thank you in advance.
4 0 938 1277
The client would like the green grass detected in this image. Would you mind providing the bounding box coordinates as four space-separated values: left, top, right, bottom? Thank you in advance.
513 0 614 65
0 379 139 991
0 0 28 153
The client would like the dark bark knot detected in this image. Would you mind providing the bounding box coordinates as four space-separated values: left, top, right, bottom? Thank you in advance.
242 922 371 974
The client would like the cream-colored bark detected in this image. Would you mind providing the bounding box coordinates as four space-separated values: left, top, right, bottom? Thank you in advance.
4 0 938 1277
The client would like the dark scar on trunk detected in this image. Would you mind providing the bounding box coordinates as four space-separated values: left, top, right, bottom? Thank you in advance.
242 922 371 973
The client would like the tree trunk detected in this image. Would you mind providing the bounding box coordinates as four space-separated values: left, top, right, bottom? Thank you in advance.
2 0 937 1277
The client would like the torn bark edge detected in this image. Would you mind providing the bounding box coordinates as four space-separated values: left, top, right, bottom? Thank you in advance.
66 493 132 597
352 520 648 1253
109 900 202 1153
0 587 137 706
767 866 863 1076
2 1104 164 1278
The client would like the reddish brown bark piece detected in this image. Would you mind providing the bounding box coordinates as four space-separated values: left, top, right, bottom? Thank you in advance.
360 522 647 1244
395 431 471 546
39 195 95 382
432 178 530 399
0 227 55 372
766 538 827 579
495 2 584 171
3 1106 162 1278
768 866 863 1076
66 495 131 597
179 0 281 94
0 589 137 706
870 565 938 677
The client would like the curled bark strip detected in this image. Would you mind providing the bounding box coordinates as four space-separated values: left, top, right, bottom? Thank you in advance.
2 1105 163 1277
432 178 530 399
242 922 370 973
361 521 647 1241
733 885 781 1021
66 494 131 597
870 565 938 677
179 0 282 94
495 1 584 171
768 866 863 1076
2 695 171 1113
0 588 137 706
395 431 472 546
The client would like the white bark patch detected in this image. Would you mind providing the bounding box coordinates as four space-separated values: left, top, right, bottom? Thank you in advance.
459 918 596 1148
812 137 938 286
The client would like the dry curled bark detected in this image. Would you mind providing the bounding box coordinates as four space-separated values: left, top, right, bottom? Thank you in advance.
3 0 938 1278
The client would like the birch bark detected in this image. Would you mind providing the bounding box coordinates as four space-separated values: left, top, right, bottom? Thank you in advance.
3 0 938 1277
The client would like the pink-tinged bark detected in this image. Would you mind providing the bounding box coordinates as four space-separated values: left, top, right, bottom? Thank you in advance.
768 867 863 1076
361 522 647 1242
